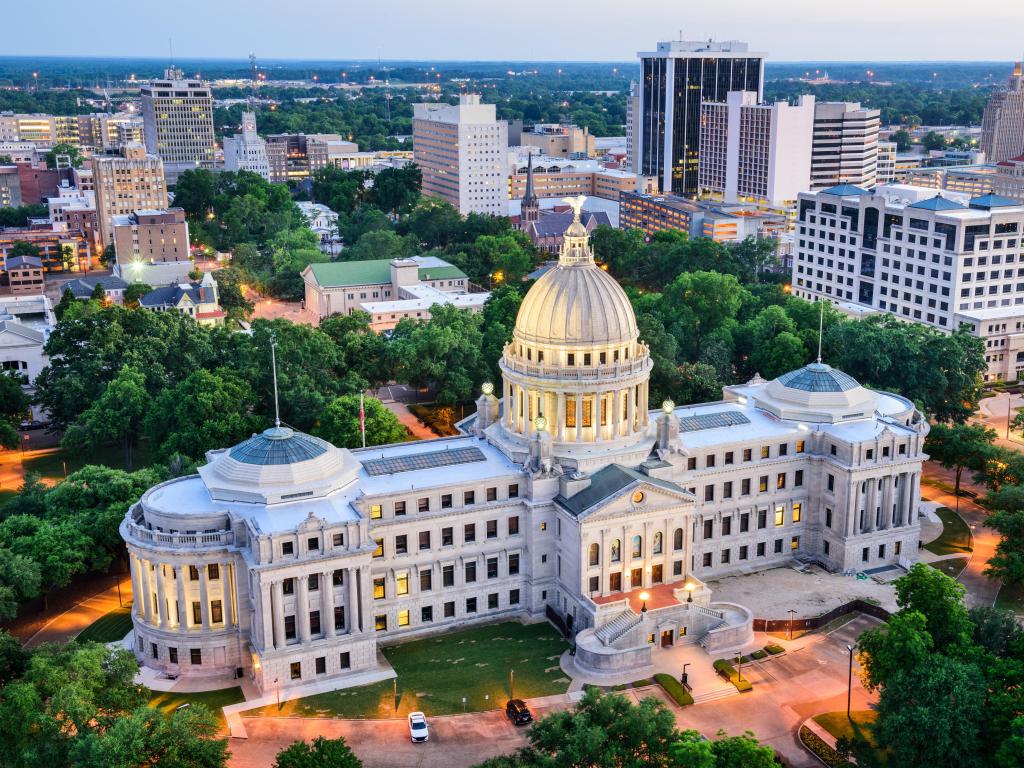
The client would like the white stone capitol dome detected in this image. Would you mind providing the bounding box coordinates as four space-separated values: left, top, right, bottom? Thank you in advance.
512 205 638 348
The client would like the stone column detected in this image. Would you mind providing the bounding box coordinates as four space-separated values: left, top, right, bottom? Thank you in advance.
322 570 335 637
296 573 310 643
595 391 603 441
641 383 649 426
175 564 187 629
129 555 143 621
507 384 516 429
360 565 373 633
575 395 583 442
222 562 234 627
627 386 636 433
260 583 273 650
271 580 285 649
348 567 359 634
198 564 211 629
909 473 921 524
139 559 153 624
846 483 858 537
155 563 169 628
599 529 609 597
556 392 565 442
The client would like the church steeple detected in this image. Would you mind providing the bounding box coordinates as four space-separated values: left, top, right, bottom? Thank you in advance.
520 152 539 226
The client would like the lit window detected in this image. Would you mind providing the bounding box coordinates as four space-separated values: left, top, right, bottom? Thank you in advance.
396 572 408 596
370 504 382 519
774 505 785 526
397 609 410 627
792 503 802 523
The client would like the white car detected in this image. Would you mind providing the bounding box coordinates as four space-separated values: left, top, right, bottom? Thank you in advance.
408 711 429 743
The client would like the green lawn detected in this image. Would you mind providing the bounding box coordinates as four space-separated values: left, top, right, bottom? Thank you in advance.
930 556 970 579
251 621 570 719
148 686 246 727
996 581 1024 617
21 441 153 480
814 710 882 754
924 507 973 556
76 605 134 644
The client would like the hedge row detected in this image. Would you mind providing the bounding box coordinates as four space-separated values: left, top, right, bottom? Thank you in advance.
654 673 694 706
799 726 854 768
712 659 753 692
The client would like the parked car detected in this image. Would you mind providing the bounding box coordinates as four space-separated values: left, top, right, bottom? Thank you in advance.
408 711 429 743
505 698 533 726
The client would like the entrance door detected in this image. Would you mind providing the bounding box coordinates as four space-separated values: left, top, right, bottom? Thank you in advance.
660 630 674 647
609 572 622 592
630 568 643 588
651 564 663 584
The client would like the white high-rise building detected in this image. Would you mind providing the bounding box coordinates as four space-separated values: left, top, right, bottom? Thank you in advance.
876 141 897 185
698 91 814 207
810 102 880 190
625 81 640 175
223 112 271 180
413 94 508 216
791 183 1024 380
140 67 215 173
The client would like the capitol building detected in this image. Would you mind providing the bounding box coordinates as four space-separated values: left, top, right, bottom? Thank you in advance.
121 201 928 690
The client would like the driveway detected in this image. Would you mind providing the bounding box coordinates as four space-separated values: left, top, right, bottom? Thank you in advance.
921 462 1001 608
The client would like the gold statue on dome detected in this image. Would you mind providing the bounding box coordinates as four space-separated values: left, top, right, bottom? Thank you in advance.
563 195 587 221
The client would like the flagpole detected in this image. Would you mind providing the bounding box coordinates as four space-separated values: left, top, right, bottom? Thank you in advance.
360 393 366 448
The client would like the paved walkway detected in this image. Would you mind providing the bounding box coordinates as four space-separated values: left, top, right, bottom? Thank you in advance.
381 400 438 441
976 393 1024 452
0 445 64 491
24 577 134 648
921 462 1000 608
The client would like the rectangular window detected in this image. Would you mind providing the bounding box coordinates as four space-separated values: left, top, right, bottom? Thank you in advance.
310 610 321 635
878 544 886 558
488 593 499 610
510 589 520 605
395 501 406 516
742 478 751 495
862 547 869 562
192 601 201 625
441 494 453 509
375 615 387 631
508 484 519 498
487 557 498 579
757 542 766 557
702 552 712 567
444 601 455 618
373 577 385 599
334 605 345 631
825 508 833 528
464 491 476 506
760 446 770 459
422 605 433 623
774 505 785 526
589 576 599 592
280 543 293 557
774 539 783 554
418 497 429 513
740 512 750 532
796 440 805 453
687 457 697 470
508 516 520 535
464 523 476 543
315 656 326 675
369 505 382 519
373 538 384 558
792 503 802 523
706 454 716 468
722 517 732 536
465 561 477 583
487 487 497 502
419 531 430 551
743 448 752 462
827 474 835 492
169 647 178 664
211 600 223 624
486 520 498 539
466 597 477 614
776 473 786 490
725 451 734 464
190 648 202 665
723 481 733 499
759 476 768 493
704 485 714 502
441 527 453 546
721 549 731 564
396 572 409 596
703 520 713 539
397 609 410 627
792 536 800 551
189 565 200 580
332 533 344 546
333 570 344 586
794 470 804 487
285 615 296 639
208 563 220 580
758 509 767 529
779 443 788 456
396 534 408 555
443 565 454 587
340 652 351 669
739 545 748 560
509 553 520 575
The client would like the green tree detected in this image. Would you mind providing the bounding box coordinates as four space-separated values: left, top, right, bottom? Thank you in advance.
0 548 42 621
984 485 1024 586
390 304 485 405
273 736 363 768
8 241 40 259
44 142 83 169
318 310 393 391
367 165 421 214
123 282 154 307
144 368 263 461
894 563 973 653
728 237 778 283
922 131 948 152
473 233 537 284
0 370 29 449
0 630 27 686
968 605 1023 656
0 515 92 597
61 364 151 470
479 287 524 385
342 228 413 262
314 395 408 448
59 243 76 272
210 266 254 316
924 422 996 498
660 271 747 359
890 129 913 152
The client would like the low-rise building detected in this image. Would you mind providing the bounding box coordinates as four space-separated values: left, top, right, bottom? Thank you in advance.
297 202 339 250
619 191 788 243
0 294 53 422
0 228 87 272
903 164 997 198
302 255 484 330
507 150 655 202
65 275 130 304
3 255 45 295
520 123 596 158
265 134 360 184
138 272 224 326
111 209 190 264
993 156 1024 202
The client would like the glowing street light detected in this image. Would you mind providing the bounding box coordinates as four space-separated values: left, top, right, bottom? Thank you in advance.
639 591 650 613
685 582 694 603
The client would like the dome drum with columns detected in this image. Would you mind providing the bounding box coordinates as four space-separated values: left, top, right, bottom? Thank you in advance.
497 196 653 449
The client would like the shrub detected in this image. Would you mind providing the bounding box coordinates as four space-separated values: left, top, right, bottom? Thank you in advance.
750 649 768 660
654 673 694 706
712 659 753 692
631 678 652 688
612 683 628 691
799 726 854 767
765 643 785 655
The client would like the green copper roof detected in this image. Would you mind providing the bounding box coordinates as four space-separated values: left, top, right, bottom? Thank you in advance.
308 259 466 288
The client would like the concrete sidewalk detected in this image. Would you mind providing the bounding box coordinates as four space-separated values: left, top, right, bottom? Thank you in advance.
24 577 134 648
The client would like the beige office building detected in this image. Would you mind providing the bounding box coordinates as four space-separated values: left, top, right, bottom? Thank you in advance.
112 209 190 265
92 144 169 247
981 63 1024 164
141 67 216 170
810 102 880 190
521 123 596 158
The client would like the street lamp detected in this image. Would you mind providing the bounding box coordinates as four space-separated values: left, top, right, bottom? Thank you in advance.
639 591 650 613
1006 392 1013 440
735 651 743 683
685 582 694 603
681 662 690 687
788 609 796 641
846 644 855 719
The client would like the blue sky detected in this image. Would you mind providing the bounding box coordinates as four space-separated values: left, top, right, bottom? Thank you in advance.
7 0 1024 61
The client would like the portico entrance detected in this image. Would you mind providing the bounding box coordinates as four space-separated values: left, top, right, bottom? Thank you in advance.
660 629 674 647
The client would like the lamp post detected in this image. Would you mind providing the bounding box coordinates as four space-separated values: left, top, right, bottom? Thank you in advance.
735 652 743 683
274 678 280 710
510 668 514 701
685 582 694 603
1006 392 1014 440
847 644 855 719
681 662 690 687
639 591 650 614
788 609 796 641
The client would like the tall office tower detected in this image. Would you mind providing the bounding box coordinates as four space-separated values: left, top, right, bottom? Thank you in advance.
636 39 766 195
810 102 880 190
698 91 814 206
981 62 1024 163
876 141 897 184
625 81 640 174
91 144 168 248
140 67 215 172
413 94 508 216
223 112 271 180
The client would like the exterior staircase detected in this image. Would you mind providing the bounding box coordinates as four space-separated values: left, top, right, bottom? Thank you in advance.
593 610 641 645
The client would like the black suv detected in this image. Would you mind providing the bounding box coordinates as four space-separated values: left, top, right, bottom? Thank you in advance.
505 698 533 725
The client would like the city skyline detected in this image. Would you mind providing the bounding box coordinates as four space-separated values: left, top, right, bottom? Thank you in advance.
4 0 1023 62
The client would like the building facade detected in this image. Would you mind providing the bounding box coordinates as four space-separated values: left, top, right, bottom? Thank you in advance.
91 144 169 247
413 95 508 216
698 91 814 207
140 68 216 171
637 40 766 196
223 112 271 180
122 204 926 690
111 208 190 265
265 134 360 184
810 102 880 191
619 191 788 243
520 124 596 158
875 141 897 185
791 183 1024 379
981 63 1024 164
507 150 655 202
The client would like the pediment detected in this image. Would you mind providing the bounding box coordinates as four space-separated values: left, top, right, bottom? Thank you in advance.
568 478 694 523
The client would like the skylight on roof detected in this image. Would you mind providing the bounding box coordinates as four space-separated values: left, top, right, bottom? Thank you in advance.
678 411 751 433
362 446 487 476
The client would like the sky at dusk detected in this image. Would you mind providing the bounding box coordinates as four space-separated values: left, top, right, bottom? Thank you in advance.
6 0 1024 62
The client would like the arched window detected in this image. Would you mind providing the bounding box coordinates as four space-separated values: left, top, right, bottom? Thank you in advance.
673 528 684 551
610 539 621 562
631 535 642 559
589 543 599 566
652 532 663 555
